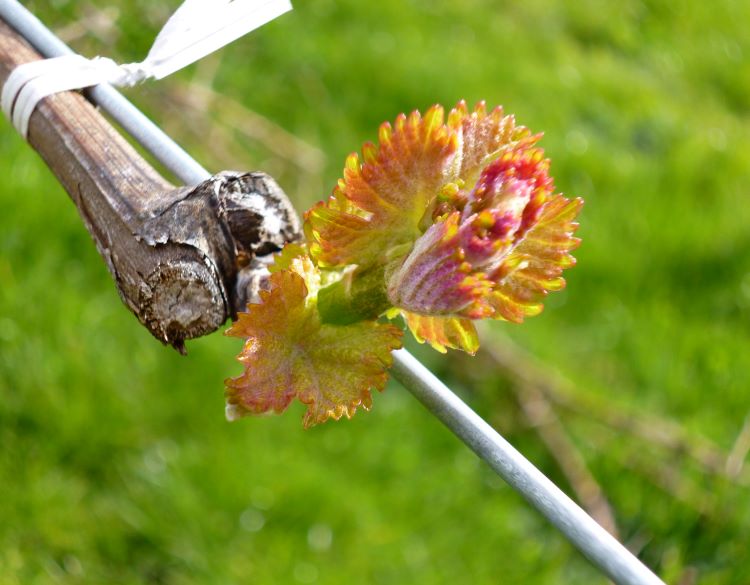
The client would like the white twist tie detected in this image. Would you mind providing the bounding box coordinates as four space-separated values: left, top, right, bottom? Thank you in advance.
2 0 292 138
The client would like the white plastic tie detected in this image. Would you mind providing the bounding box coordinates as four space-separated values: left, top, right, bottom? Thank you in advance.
1 0 292 138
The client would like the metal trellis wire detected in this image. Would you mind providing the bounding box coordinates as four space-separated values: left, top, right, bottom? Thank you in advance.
0 2 666 584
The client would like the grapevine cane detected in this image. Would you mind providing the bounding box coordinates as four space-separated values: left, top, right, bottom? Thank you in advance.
0 18 300 352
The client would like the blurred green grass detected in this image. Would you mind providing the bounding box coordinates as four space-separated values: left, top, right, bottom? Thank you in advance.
1 0 749 583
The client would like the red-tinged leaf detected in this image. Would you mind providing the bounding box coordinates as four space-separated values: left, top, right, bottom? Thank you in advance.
387 146 558 319
447 100 536 191
400 311 479 354
489 195 583 323
306 105 458 270
225 256 403 428
305 202 374 268
386 212 495 318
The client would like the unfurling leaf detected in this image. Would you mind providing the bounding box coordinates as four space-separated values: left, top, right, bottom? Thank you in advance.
305 105 457 271
225 254 403 428
488 194 583 322
390 146 582 326
397 311 479 354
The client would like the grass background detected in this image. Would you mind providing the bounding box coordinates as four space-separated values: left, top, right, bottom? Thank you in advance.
1 0 749 583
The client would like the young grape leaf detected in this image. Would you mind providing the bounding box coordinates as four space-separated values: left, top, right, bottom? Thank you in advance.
399 310 479 354
489 194 583 322
225 253 403 428
306 105 457 270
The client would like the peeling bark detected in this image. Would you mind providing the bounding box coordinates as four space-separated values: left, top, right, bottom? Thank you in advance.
0 20 301 352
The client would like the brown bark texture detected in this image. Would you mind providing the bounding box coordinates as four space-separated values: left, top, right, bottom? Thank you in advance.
0 20 302 353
